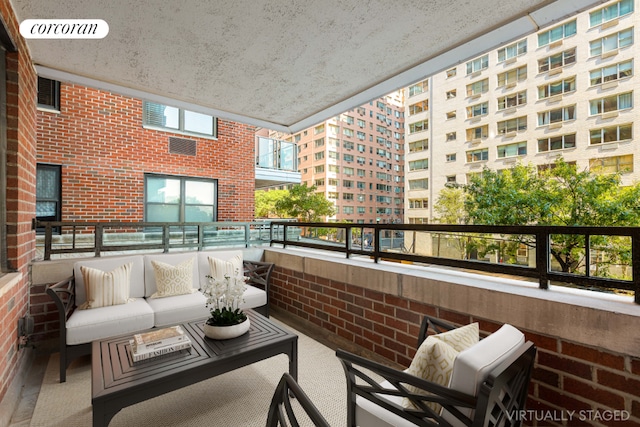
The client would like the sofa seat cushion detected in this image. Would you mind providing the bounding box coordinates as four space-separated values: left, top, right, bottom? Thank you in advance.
146 292 210 328
66 298 154 345
239 284 268 309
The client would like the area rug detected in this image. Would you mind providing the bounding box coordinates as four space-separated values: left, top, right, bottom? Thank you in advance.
30 319 348 426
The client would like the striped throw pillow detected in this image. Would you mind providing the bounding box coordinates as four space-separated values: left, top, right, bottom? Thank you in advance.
78 262 134 309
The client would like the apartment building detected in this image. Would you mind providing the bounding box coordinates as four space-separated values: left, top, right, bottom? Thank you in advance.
279 92 405 224
405 0 639 223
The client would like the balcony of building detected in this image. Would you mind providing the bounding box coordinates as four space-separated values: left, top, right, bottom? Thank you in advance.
255 136 301 190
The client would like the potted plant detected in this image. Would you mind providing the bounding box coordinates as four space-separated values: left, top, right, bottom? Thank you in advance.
202 270 250 339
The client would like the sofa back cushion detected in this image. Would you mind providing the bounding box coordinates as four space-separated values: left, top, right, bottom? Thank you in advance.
74 255 145 305
442 324 525 426
197 250 244 288
143 253 199 298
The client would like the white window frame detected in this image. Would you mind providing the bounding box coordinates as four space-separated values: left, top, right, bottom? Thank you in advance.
538 105 576 126
589 123 632 145
466 54 489 75
589 0 634 27
497 141 527 158
590 60 633 86
589 28 634 57
497 39 527 63
538 20 577 47
537 134 576 152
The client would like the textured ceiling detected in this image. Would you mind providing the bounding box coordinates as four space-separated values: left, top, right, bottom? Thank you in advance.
11 0 603 132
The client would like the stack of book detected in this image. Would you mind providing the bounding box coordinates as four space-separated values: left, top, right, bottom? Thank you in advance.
129 325 192 362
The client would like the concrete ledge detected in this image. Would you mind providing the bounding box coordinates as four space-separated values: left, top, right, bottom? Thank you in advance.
264 247 639 356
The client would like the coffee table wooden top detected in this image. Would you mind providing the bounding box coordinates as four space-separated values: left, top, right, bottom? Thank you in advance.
91 310 298 427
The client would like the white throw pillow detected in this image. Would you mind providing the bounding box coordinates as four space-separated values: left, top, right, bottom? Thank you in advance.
401 322 480 412
402 336 459 412
430 322 479 352
150 258 197 298
78 262 134 309
207 254 243 280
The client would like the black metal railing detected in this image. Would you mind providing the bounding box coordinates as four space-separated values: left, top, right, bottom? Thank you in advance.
36 220 279 260
269 222 640 304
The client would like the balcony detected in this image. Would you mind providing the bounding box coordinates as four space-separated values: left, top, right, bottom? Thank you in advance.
23 220 640 425
255 136 301 189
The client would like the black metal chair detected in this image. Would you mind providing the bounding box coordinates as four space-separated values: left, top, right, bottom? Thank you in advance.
266 373 331 427
336 316 537 427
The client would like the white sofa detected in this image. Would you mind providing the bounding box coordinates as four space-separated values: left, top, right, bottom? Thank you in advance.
47 249 273 382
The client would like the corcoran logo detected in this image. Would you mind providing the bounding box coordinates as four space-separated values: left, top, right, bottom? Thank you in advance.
20 19 109 39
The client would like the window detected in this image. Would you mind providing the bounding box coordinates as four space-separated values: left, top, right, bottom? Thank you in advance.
343 167 354 175
328 137 340 147
314 124 325 134
589 28 634 57
356 131 366 140
343 115 354 125
343 154 354 162
590 124 632 144
409 119 428 133
343 206 354 214
409 199 428 209
143 102 217 137
466 54 489 74
466 102 488 118
446 153 457 162
538 77 576 99
466 148 489 163
446 111 456 120
408 80 428 96
343 193 354 200
315 178 325 187
498 39 527 62
343 141 354 150
466 79 489 97
538 48 576 73
537 133 576 152
538 20 576 46
446 68 457 78
145 175 216 222
343 128 354 137
497 91 526 110
357 143 366 152
329 165 340 173
328 151 338 160
446 175 457 183
314 138 325 147
466 125 488 140
538 105 576 125
590 60 633 86
408 159 428 171
37 77 60 110
328 192 338 199
328 178 339 186
409 139 428 152
314 165 324 173
314 151 324 160
497 141 527 158
446 132 456 141
497 116 527 134
446 89 457 99
589 92 633 115
36 164 61 229
589 154 633 174
590 0 634 27
497 66 527 87
408 178 428 190
409 100 428 115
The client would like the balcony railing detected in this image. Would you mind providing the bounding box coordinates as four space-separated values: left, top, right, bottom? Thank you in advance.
36 220 639 303
270 221 640 304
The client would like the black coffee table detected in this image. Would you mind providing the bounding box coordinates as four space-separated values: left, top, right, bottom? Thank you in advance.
91 310 298 427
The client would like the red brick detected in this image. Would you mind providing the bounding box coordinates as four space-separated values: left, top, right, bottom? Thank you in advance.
561 341 625 371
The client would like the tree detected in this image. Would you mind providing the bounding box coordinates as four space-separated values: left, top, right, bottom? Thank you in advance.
433 185 476 259
464 159 640 274
254 189 289 218
274 184 335 222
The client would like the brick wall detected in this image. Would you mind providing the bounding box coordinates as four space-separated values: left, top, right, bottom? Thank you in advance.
0 0 38 408
269 264 640 427
37 84 256 222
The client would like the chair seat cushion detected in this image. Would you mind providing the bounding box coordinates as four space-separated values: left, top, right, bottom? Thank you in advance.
66 298 155 345
356 380 421 427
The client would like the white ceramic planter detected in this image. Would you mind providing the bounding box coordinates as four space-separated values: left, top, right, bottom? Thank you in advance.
203 318 250 340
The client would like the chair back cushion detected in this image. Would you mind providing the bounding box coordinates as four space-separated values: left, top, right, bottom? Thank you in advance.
74 255 145 305
442 324 525 426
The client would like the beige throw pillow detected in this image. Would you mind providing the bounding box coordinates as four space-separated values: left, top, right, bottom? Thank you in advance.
207 254 243 280
401 322 480 413
150 258 196 298
79 263 134 309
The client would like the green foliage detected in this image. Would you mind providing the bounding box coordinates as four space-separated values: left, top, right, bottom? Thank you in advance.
434 186 468 224
206 307 247 327
463 159 640 274
255 189 289 218
274 184 335 221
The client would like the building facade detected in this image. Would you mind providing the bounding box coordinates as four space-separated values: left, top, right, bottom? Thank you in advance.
405 0 639 223
36 82 257 225
282 92 405 224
